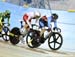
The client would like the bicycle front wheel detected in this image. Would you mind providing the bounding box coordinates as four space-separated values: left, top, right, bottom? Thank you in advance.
48 32 63 50
2 26 10 41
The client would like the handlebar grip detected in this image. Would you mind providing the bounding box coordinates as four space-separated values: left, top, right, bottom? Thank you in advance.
57 28 61 33
53 28 61 33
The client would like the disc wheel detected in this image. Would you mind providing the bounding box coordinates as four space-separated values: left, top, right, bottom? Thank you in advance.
26 31 40 48
9 27 21 45
48 32 63 50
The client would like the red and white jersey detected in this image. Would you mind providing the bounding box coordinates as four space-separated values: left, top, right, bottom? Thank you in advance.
23 12 34 23
23 12 35 28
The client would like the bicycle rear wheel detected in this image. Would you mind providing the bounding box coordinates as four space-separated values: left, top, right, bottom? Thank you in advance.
9 27 21 45
26 30 40 48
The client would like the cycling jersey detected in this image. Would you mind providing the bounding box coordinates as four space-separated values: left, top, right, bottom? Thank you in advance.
39 16 57 29
23 12 35 28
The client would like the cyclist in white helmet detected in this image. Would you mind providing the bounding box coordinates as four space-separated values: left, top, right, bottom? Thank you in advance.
31 11 41 30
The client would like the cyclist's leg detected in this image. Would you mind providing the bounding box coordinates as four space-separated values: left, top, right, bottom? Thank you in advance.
40 28 45 37
20 24 29 44
39 21 46 38
22 23 30 36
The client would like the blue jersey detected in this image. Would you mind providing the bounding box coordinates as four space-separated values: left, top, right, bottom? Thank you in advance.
39 16 57 29
48 16 57 28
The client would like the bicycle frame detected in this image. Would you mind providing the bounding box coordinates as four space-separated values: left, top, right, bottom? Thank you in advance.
30 24 61 43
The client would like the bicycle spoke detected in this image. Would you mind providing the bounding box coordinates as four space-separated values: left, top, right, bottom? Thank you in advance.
28 39 33 44
49 41 54 44
56 41 61 44
27 34 33 43
56 35 60 40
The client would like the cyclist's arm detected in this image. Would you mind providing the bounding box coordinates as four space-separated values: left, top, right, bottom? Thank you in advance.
47 17 51 29
7 14 10 25
39 21 44 27
27 17 32 28
8 18 10 25
54 20 57 27
4 14 10 25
